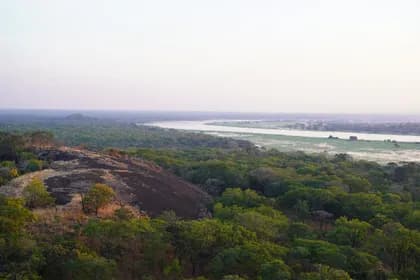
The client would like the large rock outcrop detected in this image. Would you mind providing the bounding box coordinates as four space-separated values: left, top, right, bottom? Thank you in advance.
0 147 210 218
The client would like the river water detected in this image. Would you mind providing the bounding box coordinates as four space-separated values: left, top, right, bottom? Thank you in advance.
145 120 420 143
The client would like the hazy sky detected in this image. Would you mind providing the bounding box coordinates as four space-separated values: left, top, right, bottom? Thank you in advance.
1 0 419 113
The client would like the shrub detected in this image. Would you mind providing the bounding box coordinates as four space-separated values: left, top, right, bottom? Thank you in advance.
82 184 115 216
23 178 55 209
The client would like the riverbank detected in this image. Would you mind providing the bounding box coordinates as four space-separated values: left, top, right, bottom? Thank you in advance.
145 120 420 163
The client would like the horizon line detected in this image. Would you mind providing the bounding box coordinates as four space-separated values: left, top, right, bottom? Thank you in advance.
0 108 419 117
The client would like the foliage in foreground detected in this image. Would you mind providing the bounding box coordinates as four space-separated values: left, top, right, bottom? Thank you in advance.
23 178 55 209
2 129 420 279
3 185 420 279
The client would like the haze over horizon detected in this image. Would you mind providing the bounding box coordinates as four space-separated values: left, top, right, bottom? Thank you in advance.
1 0 419 114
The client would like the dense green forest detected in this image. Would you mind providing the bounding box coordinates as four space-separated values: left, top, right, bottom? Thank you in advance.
2 125 420 279
0 119 253 150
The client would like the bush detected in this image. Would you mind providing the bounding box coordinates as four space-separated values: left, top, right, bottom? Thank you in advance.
25 159 44 172
23 178 55 209
82 184 115 215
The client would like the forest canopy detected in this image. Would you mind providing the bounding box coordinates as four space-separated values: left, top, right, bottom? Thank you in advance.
1 124 420 279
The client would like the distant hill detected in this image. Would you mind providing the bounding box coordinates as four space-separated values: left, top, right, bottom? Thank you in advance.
64 113 96 121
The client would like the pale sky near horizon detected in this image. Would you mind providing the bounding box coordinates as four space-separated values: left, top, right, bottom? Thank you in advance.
1 0 419 113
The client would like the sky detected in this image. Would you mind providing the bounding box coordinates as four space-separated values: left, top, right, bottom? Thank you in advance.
1 0 419 113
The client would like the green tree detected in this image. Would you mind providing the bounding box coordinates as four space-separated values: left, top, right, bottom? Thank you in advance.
404 210 420 230
82 184 115 216
211 241 288 279
169 219 256 276
340 247 380 279
287 222 315 240
327 217 373 248
233 206 289 241
0 132 23 162
293 199 310 221
280 188 335 212
0 195 41 279
222 276 246 280
339 193 384 221
23 178 55 209
344 175 372 193
380 223 420 275
291 239 347 269
259 260 291 280
27 131 55 148
113 206 135 220
25 159 44 172
65 252 116 280
214 203 289 241
9 167 19 178
163 258 183 280
218 188 269 208
81 217 169 278
300 265 351 280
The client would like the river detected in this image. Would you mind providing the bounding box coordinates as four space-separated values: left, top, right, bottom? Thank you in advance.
145 120 420 143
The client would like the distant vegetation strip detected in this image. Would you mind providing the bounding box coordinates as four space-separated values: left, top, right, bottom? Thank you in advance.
0 120 255 151
212 120 420 136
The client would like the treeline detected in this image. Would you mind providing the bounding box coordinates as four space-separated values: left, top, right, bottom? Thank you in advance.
287 121 420 137
130 148 420 200
0 121 255 151
0 131 53 185
218 120 420 137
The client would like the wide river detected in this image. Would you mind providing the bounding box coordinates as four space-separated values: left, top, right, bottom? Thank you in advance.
146 120 420 143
